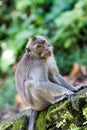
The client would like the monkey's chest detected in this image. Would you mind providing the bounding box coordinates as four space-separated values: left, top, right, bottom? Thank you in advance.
29 63 48 81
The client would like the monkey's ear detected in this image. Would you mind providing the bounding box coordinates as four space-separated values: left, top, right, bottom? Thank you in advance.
30 36 37 41
42 40 45 44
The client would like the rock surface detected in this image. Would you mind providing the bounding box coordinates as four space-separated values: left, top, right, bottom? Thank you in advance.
0 96 87 130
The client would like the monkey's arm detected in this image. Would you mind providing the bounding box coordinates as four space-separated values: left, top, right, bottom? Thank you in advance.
49 71 76 91
57 74 87 91
48 56 86 92
55 74 81 92
49 67 87 92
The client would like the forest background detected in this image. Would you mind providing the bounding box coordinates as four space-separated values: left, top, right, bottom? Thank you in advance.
0 0 87 119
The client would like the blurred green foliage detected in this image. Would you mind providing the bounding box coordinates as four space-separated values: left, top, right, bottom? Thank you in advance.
0 76 16 109
0 0 87 74
0 0 87 110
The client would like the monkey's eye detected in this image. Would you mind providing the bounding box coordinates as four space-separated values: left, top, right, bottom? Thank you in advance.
47 44 51 47
41 40 45 44
33 42 41 45
37 44 42 48
33 42 37 45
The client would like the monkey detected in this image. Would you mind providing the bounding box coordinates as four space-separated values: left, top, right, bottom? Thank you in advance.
15 36 87 130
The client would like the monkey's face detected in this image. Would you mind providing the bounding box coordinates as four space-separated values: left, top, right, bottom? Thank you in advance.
26 36 53 59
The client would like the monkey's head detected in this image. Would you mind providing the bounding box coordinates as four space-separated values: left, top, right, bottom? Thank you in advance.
25 36 53 59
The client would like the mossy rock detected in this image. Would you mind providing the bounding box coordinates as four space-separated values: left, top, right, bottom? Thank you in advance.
1 96 87 130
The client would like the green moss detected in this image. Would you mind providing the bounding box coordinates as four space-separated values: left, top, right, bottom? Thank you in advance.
12 116 28 130
84 127 87 130
69 123 80 130
83 107 87 119
35 110 47 130
62 111 72 121
47 100 67 121
1 96 87 130
12 119 24 130
0 116 28 130
0 122 13 130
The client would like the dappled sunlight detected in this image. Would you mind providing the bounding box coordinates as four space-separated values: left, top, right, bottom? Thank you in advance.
1 50 15 72
2 50 14 59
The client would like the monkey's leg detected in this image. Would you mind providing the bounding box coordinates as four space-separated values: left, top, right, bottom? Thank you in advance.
39 81 74 95
25 80 74 97
38 81 80 110
28 109 38 130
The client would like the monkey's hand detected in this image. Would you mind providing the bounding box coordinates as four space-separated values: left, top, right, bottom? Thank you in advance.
51 92 79 111
75 84 87 92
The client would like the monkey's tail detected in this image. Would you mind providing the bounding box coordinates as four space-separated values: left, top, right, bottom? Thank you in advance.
28 109 38 130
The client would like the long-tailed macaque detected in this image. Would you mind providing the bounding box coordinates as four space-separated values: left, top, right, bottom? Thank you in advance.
15 36 87 130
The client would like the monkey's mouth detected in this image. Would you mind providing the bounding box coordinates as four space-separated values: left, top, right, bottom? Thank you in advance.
39 50 51 59
41 51 51 58
44 50 51 57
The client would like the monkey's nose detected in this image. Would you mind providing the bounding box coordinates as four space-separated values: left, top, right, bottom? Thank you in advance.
45 49 49 51
25 48 31 52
